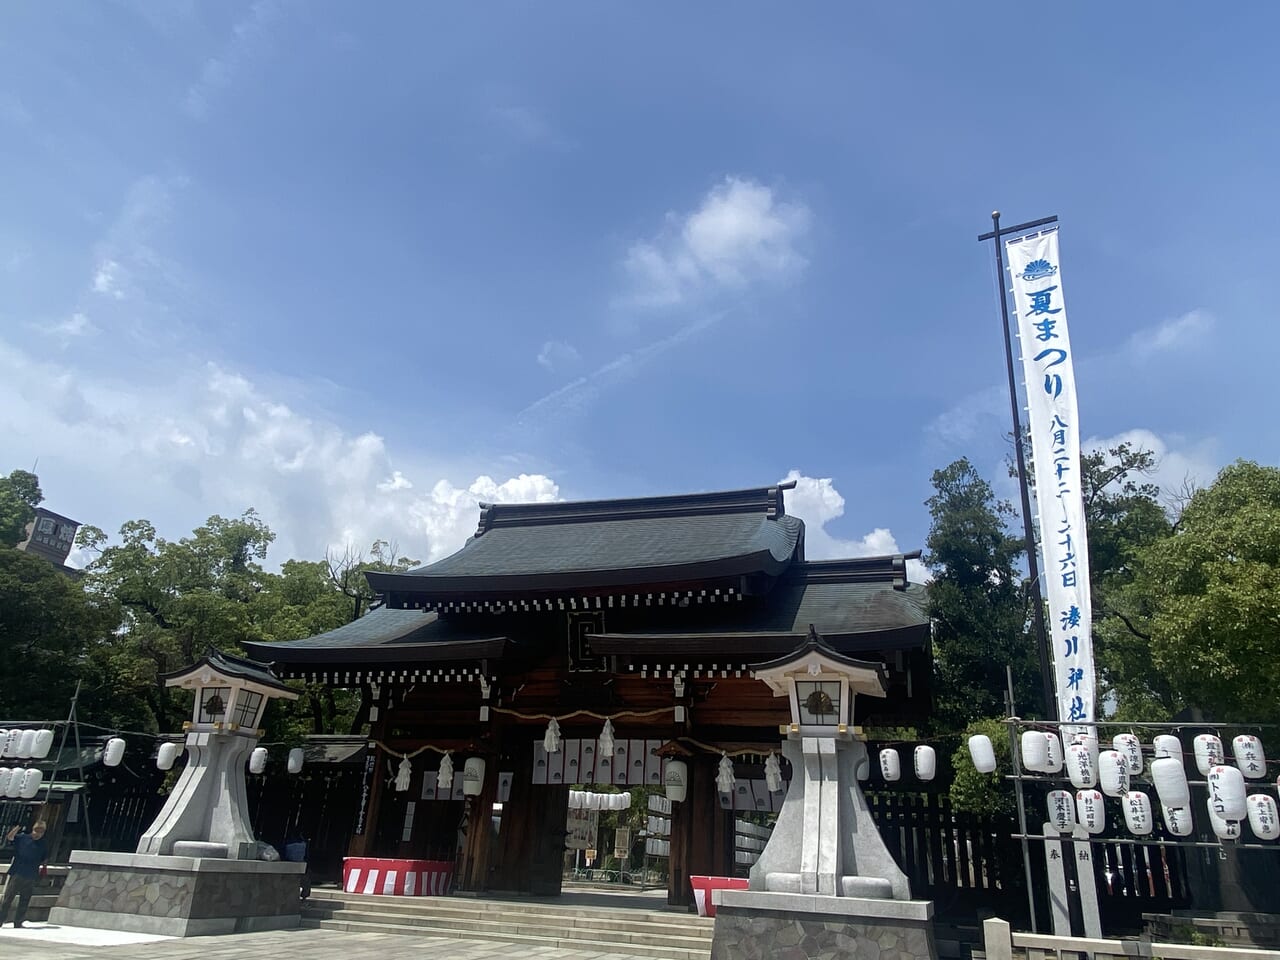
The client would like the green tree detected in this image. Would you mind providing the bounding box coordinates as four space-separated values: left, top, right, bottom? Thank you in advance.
0 470 43 547
924 458 1043 730
0 547 117 721
1138 461 1280 724
1080 443 1178 719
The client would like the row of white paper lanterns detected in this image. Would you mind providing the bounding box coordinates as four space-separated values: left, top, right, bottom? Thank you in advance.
568 790 633 811
876 745 937 782
0 729 56 761
967 732 1280 841
100 737 307 775
0 767 44 799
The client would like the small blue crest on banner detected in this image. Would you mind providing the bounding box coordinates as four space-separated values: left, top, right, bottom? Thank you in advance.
1020 258 1058 281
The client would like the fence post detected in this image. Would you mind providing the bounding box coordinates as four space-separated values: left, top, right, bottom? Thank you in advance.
983 917 1012 960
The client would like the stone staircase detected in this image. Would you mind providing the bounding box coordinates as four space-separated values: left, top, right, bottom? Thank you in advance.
302 888 714 959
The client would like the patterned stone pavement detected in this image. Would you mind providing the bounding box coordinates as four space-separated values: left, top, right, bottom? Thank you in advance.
0 925 674 960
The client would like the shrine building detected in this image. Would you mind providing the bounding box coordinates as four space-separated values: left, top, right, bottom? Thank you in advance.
243 481 930 906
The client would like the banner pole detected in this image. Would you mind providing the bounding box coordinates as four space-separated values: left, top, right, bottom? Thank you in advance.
984 210 1058 721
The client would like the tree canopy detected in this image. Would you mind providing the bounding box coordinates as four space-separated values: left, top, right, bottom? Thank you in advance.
1138 460 1280 724
0 470 43 548
924 458 1044 730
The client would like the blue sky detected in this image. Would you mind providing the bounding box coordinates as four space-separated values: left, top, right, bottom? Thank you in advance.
2 2 1276 572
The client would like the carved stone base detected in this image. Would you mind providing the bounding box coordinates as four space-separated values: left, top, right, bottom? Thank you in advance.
711 890 939 960
49 850 304 937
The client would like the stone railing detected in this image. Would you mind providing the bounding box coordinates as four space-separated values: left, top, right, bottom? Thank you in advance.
983 918 1280 960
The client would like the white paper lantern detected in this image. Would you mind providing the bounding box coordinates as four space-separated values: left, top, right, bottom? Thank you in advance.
1207 765 1247 821
4 769 21 798
103 737 126 767
568 790 582 809
1099 750 1130 797
249 747 268 775
1123 791 1154 835
462 757 486 796
0 731 8 757
287 747 305 774
1151 757 1190 809
1232 735 1267 779
1067 743 1097 789
0 769 10 796
31 729 55 760
1162 803 1194 836
1207 803 1242 840
1 729 18 758
156 742 180 771
1048 789 1075 833
16 730 35 759
1193 735 1224 776
879 748 901 782
1113 734 1143 775
19 769 43 799
1072 733 1100 767
664 759 688 802
968 735 996 773
437 753 454 791
1246 795 1279 840
1076 790 1105 835
1044 733 1064 773
914 745 936 781
621 791 632 809
1021 732 1049 772
1153 734 1181 760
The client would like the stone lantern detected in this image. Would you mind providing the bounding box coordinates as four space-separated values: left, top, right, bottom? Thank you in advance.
711 627 938 960
52 649 306 937
136 648 298 859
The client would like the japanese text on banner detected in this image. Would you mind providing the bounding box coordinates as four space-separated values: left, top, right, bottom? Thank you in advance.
1006 230 1094 728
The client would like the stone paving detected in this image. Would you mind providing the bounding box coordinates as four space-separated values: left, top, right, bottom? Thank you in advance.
0 924 678 960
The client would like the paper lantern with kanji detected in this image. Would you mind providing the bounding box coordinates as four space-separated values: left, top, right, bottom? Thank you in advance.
1076 790 1105 835
1232 735 1267 780
1048 789 1075 833
1099 750 1130 797
879 749 901 782
1123 791 1154 835
1207 765 1247 822
1113 734 1142 775
1193 735 1224 776
914 745 936 781
1153 734 1181 760
1247 795 1279 840
1067 742 1097 789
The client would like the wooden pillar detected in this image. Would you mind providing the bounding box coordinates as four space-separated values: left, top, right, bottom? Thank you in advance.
669 755 731 907
345 740 385 857
456 756 500 891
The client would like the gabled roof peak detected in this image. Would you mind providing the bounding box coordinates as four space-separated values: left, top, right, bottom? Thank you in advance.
473 481 796 538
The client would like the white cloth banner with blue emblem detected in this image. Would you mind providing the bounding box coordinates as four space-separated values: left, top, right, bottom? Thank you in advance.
1006 229 1094 729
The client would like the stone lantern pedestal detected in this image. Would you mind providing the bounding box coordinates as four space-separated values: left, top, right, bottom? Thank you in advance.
51 650 305 937
709 629 938 960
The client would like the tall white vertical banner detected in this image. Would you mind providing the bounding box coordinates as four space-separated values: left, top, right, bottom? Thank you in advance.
1006 229 1094 728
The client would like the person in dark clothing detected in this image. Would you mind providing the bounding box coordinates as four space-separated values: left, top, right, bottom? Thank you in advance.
1 820 48 928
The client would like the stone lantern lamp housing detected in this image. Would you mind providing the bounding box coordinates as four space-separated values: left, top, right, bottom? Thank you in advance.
710 627 940 960
51 649 307 937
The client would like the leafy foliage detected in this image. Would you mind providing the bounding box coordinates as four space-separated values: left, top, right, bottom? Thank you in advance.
1139 461 1280 724
924 459 1043 729
948 718 1014 816
0 470 43 548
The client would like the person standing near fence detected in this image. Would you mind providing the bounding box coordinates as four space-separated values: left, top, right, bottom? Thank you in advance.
1 820 49 928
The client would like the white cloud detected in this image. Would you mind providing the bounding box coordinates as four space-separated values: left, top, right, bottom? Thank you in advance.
184 0 283 119
38 312 98 345
622 177 810 308
1127 309 1214 355
0 338 558 568
92 260 125 299
1082 427 1219 502
537 339 581 372
781 470 927 582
